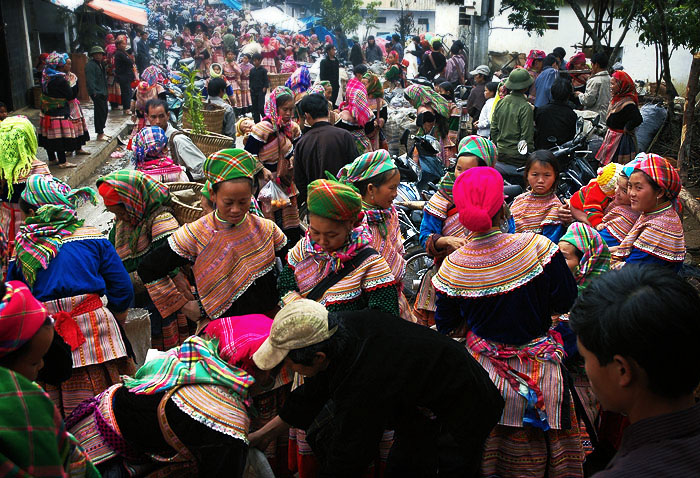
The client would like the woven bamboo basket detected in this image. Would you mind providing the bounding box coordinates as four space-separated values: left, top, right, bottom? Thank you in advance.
167 181 204 224
181 129 234 158
269 73 292 89
181 102 226 133
32 86 42 109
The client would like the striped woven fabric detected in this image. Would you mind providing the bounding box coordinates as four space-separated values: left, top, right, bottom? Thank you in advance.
511 191 563 233
113 210 179 265
614 205 685 263
171 384 250 443
168 213 286 319
249 120 301 165
432 232 559 298
423 188 472 238
364 206 405 282
600 204 640 242
283 236 396 307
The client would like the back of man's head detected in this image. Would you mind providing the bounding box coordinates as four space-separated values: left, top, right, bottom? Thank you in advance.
353 64 368 76
552 46 566 61
392 34 400 42
570 265 700 400
550 77 572 102
591 52 609 69
543 54 559 68
251 52 262 62
208 77 226 98
433 40 442 51
300 93 329 120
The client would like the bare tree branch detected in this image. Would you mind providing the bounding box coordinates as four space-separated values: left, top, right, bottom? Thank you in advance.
564 0 602 50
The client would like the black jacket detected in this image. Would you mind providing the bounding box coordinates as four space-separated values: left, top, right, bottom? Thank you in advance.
319 58 340 87
534 101 578 149
249 65 269 93
114 49 134 79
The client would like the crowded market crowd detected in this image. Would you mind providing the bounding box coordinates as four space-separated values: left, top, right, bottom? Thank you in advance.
0 1 699 477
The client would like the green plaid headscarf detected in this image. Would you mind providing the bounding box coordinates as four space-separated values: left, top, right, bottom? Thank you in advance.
362 72 384 99
337 149 396 184
307 179 362 221
203 148 258 184
0 116 38 196
15 205 83 286
0 367 100 478
404 84 450 119
21 174 96 213
457 135 498 167
559 222 611 291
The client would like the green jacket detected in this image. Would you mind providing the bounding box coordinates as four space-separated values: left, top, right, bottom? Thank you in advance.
490 92 534 165
85 59 107 97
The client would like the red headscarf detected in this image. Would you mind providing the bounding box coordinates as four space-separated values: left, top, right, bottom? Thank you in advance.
0 281 49 358
612 71 638 105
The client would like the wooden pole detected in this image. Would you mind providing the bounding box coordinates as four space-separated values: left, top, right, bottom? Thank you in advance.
678 51 700 183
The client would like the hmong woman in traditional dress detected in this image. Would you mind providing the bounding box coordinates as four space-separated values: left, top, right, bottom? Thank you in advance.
362 72 388 151
278 178 398 478
384 50 401 90
194 36 212 78
130 66 166 134
239 54 254 114
404 84 454 168
567 52 590 91
261 37 279 74
337 149 415 321
0 116 51 265
38 52 88 168
245 86 303 245
137 149 288 334
285 66 311 130
105 34 122 110
612 153 685 269
96 170 190 351
224 50 243 114
210 29 225 64
595 71 642 165
511 150 567 243
414 136 500 326
596 159 641 247
336 78 375 154
433 167 583 477
67 335 254 477
64 58 90 157
524 49 546 102
280 46 298 74
131 126 187 183
8 174 135 418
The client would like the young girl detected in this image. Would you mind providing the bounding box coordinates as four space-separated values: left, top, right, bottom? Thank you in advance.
558 222 611 291
362 72 388 151
476 81 498 137
338 149 415 321
511 150 567 243
597 162 641 247
64 58 90 156
436 81 460 160
204 63 234 101
223 50 243 114
238 53 253 114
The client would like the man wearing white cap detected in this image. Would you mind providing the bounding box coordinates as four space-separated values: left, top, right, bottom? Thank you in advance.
250 299 504 477
466 64 491 130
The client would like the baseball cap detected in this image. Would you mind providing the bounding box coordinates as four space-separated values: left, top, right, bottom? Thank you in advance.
470 65 490 76
252 299 337 370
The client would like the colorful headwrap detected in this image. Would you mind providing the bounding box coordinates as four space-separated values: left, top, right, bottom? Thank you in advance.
21 174 96 215
524 49 546 69
42 52 69 89
632 152 682 207
15 204 84 286
611 70 638 105
0 281 48 357
307 81 329 97
567 52 587 70
140 65 161 88
457 135 498 167
559 222 611 290
105 33 115 43
0 116 38 196
453 167 504 233
341 78 373 127
264 86 294 134
596 162 624 195
404 84 449 119
337 149 396 184
386 50 399 65
45 52 68 69
209 62 223 78
307 179 362 222
621 156 643 178
362 72 384 99
203 148 258 184
96 169 170 228
285 66 311 94
204 314 272 374
132 126 168 165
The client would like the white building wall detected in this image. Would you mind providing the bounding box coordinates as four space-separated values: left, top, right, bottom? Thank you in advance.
434 4 460 39
357 10 435 39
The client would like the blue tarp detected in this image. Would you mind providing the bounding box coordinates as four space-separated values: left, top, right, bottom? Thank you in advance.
219 0 242 10
299 15 321 28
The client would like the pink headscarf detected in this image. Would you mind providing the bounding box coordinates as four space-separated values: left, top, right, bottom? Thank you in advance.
567 52 587 70
525 49 546 69
341 78 373 127
204 314 272 374
453 167 504 233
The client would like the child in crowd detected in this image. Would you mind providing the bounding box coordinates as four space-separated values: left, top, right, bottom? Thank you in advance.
238 53 253 115
511 150 567 243
436 81 460 159
569 162 624 227
0 102 8 122
596 162 641 247
249 52 269 123
207 77 236 138
476 81 498 137
558 222 611 291
223 50 243 114
236 117 254 145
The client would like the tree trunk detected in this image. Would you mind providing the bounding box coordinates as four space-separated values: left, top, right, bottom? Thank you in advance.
678 51 700 183
565 0 603 51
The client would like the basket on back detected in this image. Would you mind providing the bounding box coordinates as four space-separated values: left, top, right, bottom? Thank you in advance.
181 102 226 134
167 181 204 224
181 129 234 158
269 73 292 89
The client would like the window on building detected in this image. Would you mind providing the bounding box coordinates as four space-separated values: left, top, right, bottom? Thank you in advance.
376 16 387 24
534 9 559 30
418 18 429 25
458 6 471 26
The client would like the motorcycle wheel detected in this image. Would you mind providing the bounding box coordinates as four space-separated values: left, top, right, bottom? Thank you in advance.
403 245 433 302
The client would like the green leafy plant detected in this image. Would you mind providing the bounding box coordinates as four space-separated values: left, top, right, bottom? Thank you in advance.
181 64 206 135
320 0 363 33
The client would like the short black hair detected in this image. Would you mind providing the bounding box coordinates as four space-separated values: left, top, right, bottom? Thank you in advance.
412 35 421 43
208 77 226 97
392 34 400 42
324 43 335 54
367 35 375 41
251 52 262 62
524 150 560 186
353 64 368 76
450 43 461 55
243 53 252 60
552 47 566 60
0 101 7 110
543 54 559 68
287 313 349 366
145 98 169 115
550 77 572 102
570 265 700 398
355 168 399 195
299 93 329 119
432 40 442 50
485 81 499 94
591 52 608 68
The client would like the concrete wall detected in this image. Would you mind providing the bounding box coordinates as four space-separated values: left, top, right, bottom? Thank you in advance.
357 9 435 39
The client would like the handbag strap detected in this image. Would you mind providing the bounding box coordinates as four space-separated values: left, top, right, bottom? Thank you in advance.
306 247 378 302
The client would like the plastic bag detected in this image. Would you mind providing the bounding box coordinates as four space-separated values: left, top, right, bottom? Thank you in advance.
258 180 291 214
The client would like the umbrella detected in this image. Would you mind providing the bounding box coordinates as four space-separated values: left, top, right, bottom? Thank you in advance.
186 21 208 35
